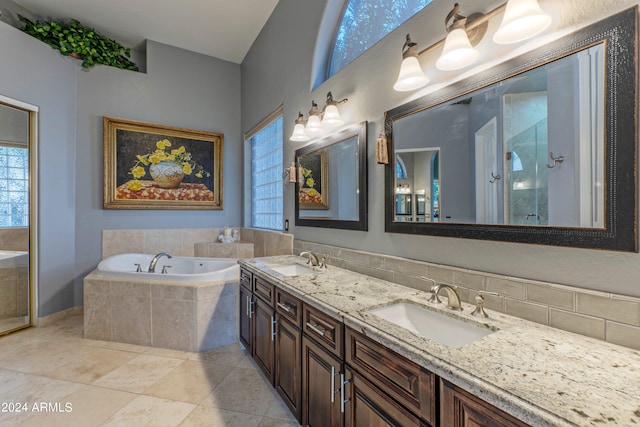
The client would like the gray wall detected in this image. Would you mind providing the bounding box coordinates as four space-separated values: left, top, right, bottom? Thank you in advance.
0 20 241 316
241 0 640 298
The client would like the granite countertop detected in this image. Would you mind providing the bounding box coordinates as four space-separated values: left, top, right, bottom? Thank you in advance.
239 256 640 427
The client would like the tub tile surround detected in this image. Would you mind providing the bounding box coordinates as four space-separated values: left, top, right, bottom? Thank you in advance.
241 255 640 427
0 265 28 319
83 274 238 352
0 227 28 251
102 228 293 258
294 240 640 351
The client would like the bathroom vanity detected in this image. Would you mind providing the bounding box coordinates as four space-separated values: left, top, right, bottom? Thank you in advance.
239 256 640 426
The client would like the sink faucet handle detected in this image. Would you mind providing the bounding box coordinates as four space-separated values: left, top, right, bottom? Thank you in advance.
319 256 328 269
161 265 172 274
471 291 499 318
134 263 142 272
427 282 442 304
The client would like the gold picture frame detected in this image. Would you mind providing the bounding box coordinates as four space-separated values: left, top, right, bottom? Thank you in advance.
103 116 223 210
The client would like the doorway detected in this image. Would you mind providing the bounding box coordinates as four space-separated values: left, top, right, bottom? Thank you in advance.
0 95 37 335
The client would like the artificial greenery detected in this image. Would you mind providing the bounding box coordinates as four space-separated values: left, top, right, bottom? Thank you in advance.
18 15 138 71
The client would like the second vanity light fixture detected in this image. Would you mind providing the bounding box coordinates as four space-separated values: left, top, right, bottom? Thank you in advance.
394 0 552 92
289 92 349 142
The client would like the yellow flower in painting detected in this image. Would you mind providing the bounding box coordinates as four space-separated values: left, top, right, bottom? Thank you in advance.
182 163 193 175
302 168 311 177
306 177 315 188
130 165 145 179
171 149 180 155
195 172 203 178
178 146 185 153
307 188 318 197
156 139 171 149
127 180 143 191
149 152 163 164
136 154 149 165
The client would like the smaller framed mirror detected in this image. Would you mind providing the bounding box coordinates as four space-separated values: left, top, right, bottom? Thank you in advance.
295 121 368 231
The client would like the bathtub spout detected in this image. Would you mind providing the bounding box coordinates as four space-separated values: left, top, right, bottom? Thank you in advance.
148 252 172 273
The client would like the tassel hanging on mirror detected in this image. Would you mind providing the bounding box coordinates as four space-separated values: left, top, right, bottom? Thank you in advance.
376 132 389 164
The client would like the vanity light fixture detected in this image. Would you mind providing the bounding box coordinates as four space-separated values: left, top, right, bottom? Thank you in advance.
289 112 310 142
392 0 551 91
435 4 480 71
493 0 552 44
289 92 349 141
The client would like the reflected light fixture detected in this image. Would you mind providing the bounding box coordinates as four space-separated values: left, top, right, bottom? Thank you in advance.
394 35 430 91
289 112 310 142
435 4 480 71
392 0 551 91
493 0 552 44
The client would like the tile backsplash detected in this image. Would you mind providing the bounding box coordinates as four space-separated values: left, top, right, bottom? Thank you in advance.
102 228 293 259
295 239 640 351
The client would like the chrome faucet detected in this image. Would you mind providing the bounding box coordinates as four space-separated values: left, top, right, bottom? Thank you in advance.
148 252 172 273
300 251 320 267
429 283 463 311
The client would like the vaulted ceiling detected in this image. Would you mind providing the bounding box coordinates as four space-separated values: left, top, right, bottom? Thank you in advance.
10 0 280 63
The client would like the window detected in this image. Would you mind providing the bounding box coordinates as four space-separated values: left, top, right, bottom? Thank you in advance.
0 145 29 227
249 113 283 231
328 0 433 78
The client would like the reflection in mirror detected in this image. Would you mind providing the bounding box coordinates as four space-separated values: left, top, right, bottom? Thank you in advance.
385 8 637 251
393 45 604 227
0 100 31 334
295 121 367 231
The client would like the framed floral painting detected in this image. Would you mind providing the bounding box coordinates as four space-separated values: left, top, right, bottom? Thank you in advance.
297 150 329 210
103 116 223 210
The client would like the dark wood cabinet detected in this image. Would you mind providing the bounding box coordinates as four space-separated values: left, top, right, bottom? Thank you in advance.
346 328 436 425
344 368 426 427
440 379 531 427
253 296 275 384
275 316 301 421
302 335 344 427
239 283 253 353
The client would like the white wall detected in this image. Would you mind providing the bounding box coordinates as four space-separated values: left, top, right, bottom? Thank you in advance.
241 0 640 297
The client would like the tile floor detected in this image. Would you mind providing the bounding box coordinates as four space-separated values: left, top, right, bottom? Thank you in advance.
0 315 301 426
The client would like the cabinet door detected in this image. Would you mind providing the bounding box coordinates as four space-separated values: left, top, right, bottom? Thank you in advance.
253 297 275 385
440 379 531 427
239 284 253 353
302 335 343 427
344 368 425 427
275 316 301 422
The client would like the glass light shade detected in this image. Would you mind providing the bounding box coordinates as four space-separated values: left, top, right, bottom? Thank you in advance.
393 56 429 91
435 28 479 71
493 0 552 44
305 114 324 137
289 123 310 142
321 104 344 127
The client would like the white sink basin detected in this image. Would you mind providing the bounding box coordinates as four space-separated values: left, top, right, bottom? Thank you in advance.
268 264 315 276
368 301 495 348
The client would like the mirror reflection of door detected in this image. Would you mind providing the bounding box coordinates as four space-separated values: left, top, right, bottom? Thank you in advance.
395 150 440 222
0 98 33 335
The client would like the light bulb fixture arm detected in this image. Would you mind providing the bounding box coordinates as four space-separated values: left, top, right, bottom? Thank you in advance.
325 92 348 108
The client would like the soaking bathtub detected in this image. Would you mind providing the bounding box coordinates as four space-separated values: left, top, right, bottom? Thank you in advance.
85 253 241 352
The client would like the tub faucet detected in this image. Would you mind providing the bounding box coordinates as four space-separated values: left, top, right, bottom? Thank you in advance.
300 251 320 267
430 283 463 311
148 252 172 273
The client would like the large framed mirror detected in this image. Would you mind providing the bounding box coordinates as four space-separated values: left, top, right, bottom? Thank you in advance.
385 7 637 251
295 121 368 231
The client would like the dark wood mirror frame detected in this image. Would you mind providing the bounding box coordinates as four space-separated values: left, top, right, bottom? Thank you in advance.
384 7 638 252
295 121 368 231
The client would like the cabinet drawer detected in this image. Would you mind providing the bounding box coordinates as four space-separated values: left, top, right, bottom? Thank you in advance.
345 327 436 425
303 304 343 358
254 275 275 305
240 268 252 288
276 288 302 327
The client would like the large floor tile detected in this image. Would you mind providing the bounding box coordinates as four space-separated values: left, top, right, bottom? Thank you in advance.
145 360 231 404
93 354 184 393
100 395 196 427
179 406 263 427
